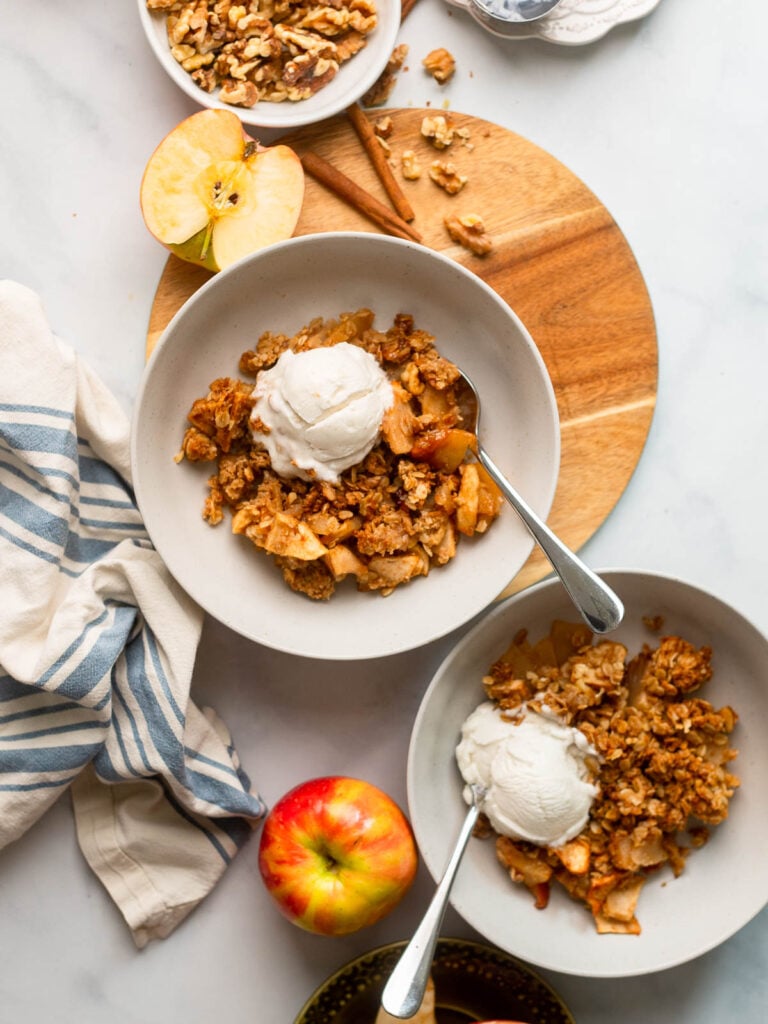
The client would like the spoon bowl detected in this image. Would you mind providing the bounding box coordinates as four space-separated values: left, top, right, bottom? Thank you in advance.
466 0 565 35
456 369 624 634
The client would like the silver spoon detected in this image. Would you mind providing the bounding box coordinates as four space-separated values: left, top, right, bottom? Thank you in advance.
456 369 624 634
464 0 566 37
469 0 566 24
380 783 487 1020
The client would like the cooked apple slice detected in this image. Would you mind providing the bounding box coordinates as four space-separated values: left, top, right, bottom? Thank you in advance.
140 108 304 272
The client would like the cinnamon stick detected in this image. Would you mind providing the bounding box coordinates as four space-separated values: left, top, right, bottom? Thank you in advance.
300 151 422 243
400 0 420 21
346 102 415 223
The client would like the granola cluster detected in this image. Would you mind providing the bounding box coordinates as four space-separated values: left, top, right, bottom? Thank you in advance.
176 309 502 600
480 621 739 934
147 0 377 107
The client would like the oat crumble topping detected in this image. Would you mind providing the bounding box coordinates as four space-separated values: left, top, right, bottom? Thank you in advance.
480 620 740 934
177 309 503 600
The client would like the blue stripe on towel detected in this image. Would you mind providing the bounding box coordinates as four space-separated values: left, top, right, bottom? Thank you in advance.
1 479 132 565
113 683 154 776
78 455 132 494
0 700 83 726
0 440 80 490
183 746 242 782
91 745 124 783
0 521 63 568
0 479 71 548
39 604 136 702
108 706 145 779
123 635 261 817
162 784 232 864
0 455 76 512
0 743 102 773
0 403 74 420
79 516 145 533
0 774 79 792
123 635 184 778
144 629 184 727
80 495 136 510
0 676 40 702
186 767 264 816
0 719 104 742
0 421 77 460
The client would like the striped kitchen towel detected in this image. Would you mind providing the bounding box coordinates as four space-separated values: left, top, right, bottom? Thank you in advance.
0 281 265 948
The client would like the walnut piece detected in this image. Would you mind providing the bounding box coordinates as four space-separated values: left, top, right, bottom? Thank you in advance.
455 125 474 151
444 213 494 256
401 149 422 180
421 114 453 149
429 160 467 195
373 115 394 139
149 0 376 107
423 47 455 84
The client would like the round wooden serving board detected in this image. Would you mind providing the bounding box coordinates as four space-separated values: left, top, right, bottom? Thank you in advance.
146 108 657 597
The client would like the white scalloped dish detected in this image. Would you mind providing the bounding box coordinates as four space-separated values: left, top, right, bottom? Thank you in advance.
444 0 663 44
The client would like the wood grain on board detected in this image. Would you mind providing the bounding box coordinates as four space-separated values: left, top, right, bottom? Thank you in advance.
145 108 657 596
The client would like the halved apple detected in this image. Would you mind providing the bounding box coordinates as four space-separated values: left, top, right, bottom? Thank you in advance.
140 108 304 272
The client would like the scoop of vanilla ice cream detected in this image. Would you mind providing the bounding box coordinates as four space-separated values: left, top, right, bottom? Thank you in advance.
456 701 598 848
250 342 394 483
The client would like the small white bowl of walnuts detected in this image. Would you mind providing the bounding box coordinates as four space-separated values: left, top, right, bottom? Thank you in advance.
138 0 402 130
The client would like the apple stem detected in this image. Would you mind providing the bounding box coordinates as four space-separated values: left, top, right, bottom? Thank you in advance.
199 220 214 262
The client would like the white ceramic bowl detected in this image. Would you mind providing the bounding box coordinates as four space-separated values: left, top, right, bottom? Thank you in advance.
137 0 401 130
408 569 768 976
131 233 559 660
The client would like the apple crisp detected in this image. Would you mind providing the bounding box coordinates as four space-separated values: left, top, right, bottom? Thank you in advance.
176 309 502 600
478 620 739 934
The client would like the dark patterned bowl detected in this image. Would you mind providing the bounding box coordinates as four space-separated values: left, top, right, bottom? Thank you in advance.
294 938 574 1024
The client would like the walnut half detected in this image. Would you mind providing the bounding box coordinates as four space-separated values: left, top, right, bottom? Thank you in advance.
429 160 467 195
421 114 454 149
423 47 455 84
444 213 494 256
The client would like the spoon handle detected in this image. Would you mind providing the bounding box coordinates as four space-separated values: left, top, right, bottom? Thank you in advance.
380 801 481 1019
476 445 624 633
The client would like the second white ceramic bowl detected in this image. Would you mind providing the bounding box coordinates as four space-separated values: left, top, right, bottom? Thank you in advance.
408 569 768 975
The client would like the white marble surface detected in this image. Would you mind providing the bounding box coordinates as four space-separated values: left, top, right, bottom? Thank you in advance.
2 0 767 1021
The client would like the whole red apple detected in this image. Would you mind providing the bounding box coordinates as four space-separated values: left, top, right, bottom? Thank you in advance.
258 776 418 936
